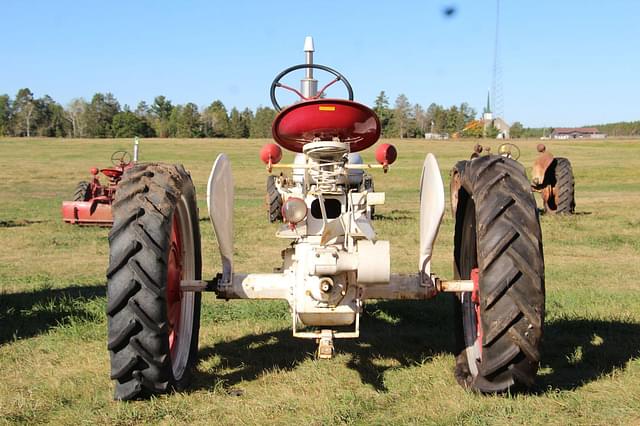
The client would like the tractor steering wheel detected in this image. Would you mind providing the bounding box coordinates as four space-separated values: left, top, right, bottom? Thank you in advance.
111 150 132 168
270 63 354 112
497 143 521 161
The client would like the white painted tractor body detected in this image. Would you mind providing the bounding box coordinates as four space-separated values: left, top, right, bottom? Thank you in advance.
107 37 545 400
192 38 468 357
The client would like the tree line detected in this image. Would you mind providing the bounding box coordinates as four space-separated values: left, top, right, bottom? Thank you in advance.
7 87 632 139
0 88 277 139
585 121 640 137
0 88 489 139
373 91 478 138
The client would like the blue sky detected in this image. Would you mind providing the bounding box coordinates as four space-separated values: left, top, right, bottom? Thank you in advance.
2 1 638 127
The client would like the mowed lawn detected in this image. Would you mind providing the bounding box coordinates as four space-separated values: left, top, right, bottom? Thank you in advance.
1 137 639 425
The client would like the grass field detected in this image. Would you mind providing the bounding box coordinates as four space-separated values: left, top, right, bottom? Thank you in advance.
1 137 639 425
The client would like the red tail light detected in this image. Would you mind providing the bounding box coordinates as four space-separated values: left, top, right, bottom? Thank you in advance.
375 143 397 166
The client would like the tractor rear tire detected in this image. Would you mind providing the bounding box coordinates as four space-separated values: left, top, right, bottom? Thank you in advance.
543 157 575 214
73 181 91 201
450 155 545 393
267 175 283 223
106 163 202 400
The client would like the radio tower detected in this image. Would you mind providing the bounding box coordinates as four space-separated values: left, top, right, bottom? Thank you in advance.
491 0 504 120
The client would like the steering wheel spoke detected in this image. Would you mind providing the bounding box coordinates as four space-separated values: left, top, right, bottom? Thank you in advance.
276 83 310 101
111 150 132 168
312 77 341 100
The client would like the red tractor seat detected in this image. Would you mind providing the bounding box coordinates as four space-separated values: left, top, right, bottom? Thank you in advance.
101 168 124 179
272 99 381 153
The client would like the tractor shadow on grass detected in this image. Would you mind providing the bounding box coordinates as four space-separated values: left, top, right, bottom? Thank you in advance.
0 285 105 344
193 297 457 393
536 318 640 392
373 209 413 221
194 300 640 395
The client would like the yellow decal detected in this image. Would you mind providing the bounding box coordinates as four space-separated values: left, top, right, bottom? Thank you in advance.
319 106 336 111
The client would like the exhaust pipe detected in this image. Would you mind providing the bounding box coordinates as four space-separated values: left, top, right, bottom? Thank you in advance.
133 136 140 163
301 36 317 99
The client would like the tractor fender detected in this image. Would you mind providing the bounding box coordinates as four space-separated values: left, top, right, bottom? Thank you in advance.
450 160 468 217
419 153 445 278
207 154 234 283
531 151 555 189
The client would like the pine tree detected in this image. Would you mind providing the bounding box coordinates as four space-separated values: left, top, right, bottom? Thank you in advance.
373 91 392 137
0 94 10 136
250 106 276 138
112 111 155 138
392 94 411 138
203 100 229 137
228 107 245 138
84 93 120 138
150 96 174 138
175 103 202 138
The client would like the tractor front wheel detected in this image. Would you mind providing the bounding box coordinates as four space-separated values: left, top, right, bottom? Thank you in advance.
451 155 545 393
73 180 91 201
106 163 202 400
266 175 283 223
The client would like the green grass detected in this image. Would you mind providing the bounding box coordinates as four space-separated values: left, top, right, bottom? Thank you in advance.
1 137 640 425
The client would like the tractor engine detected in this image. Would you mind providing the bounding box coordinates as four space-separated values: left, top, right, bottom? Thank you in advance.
276 140 390 330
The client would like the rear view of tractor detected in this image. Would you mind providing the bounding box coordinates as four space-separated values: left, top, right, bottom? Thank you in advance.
470 142 576 215
62 138 140 225
106 38 545 400
531 144 576 214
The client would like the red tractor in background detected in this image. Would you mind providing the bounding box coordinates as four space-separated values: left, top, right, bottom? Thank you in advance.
61 138 139 225
471 142 576 215
531 143 576 214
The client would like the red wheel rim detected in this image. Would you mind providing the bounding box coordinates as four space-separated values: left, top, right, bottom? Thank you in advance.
167 211 183 359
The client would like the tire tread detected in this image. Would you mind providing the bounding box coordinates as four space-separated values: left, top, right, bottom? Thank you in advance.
452 155 545 393
107 163 201 400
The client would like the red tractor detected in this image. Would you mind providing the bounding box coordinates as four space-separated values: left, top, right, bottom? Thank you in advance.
531 144 576 214
62 139 139 225
471 142 576 215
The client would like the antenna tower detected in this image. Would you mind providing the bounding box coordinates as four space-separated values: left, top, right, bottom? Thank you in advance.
491 0 504 119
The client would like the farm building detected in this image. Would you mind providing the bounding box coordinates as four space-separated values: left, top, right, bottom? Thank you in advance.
484 117 510 139
424 132 449 140
551 127 606 139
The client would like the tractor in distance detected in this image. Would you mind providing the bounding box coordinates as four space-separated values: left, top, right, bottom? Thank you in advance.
106 37 545 400
471 142 576 215
530 143 576 214
62 137 140 225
